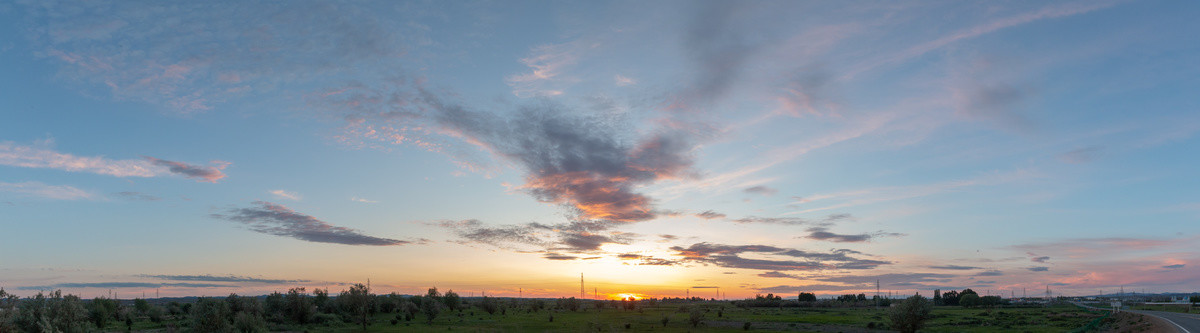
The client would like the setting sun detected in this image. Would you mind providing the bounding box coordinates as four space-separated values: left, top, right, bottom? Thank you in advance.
613 293 644 300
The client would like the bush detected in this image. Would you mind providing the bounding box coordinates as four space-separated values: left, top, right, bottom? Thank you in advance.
888 294 933 333
743 321 752 330
689 307 705 327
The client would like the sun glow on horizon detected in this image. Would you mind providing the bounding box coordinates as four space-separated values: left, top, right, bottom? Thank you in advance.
612 293 643 300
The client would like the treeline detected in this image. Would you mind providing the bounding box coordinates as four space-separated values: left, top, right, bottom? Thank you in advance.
0 284 652 332
733 289 1012 309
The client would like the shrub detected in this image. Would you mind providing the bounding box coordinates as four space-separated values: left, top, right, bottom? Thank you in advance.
689 307 705 327
888 294 933 333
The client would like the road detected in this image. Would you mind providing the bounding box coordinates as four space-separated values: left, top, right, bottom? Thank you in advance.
1072 302 1200 333
1127 309 1200 333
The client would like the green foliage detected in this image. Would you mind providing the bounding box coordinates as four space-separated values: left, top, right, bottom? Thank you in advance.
960 293 982 308
285 287 313 324
339 283 373 330
442 290 461 311
14 290 89 333
556 297 581 312
232 311 268 333
313 288 331 313
191 297 232 333
420 294 441 324
688 307 705 327
263 292 284 323
888 294 933 333
133 298 150 315
479 296 499 315
89 297 118 328
798 292 817 302
942 290 961 306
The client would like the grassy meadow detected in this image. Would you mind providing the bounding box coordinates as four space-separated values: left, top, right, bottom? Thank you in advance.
284 303 1096 332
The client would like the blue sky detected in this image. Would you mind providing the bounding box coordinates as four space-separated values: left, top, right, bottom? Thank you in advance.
1 0 1199 299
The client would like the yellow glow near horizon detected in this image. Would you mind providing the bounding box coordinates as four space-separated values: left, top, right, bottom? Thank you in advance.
613 293 643 300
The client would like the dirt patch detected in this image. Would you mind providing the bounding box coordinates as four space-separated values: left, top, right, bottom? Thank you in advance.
1102 312 1175 333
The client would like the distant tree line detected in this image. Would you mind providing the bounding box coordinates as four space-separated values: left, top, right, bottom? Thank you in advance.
0 284 669 332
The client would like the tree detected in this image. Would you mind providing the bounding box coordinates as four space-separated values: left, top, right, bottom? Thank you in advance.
89 297 117 328
339 283 373 331
942 290 960 306
263 292 284 322
442 290 461 312
798 292 817 302
688 307 705 327
959 293 981 308
480 296 499 315
15 290 89 333
191 297 232 333
933 289 942 306
313 288 331 313
888 294 933 333
284 287 313 324
0 288 17 332
420 296 441 324
134 298 150 315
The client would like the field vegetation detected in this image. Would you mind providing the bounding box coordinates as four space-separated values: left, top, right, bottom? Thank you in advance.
0 286 1107 332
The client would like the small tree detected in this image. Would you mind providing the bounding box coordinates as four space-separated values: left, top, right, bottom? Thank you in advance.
313 288 331 313
339 283 372 330
480 296 499 315
798 292 817 302
942 290 960 306
420 294 441 324
688 307 705 327
284 287 313 324
191 297 232 333
133 298 150 315
959 293 981 308
888 294 933 333
442 290 461 312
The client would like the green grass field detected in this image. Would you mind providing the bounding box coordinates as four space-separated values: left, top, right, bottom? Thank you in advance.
310 303 1097 332
96 303 1103 332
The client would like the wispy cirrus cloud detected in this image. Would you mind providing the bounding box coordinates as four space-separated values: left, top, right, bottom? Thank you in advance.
0 181 94 200
21 1 411 114
140 274 309 284
213 201 408 246
803 227 903 243
670 242 889 272
436 219 636 255
144 157 228 183
845 1 1122 78
743 185 777 196
269 190 302 201
929 265 982 270
0 141 228 182
18 282 229 290
115 191 161 201
506 41 583 97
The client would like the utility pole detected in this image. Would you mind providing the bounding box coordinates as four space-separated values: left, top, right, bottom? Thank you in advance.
580 273 584 299
519 288 522 298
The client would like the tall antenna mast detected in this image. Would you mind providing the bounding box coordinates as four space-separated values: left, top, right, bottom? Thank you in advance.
519 288 522 298
580 273 584 299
